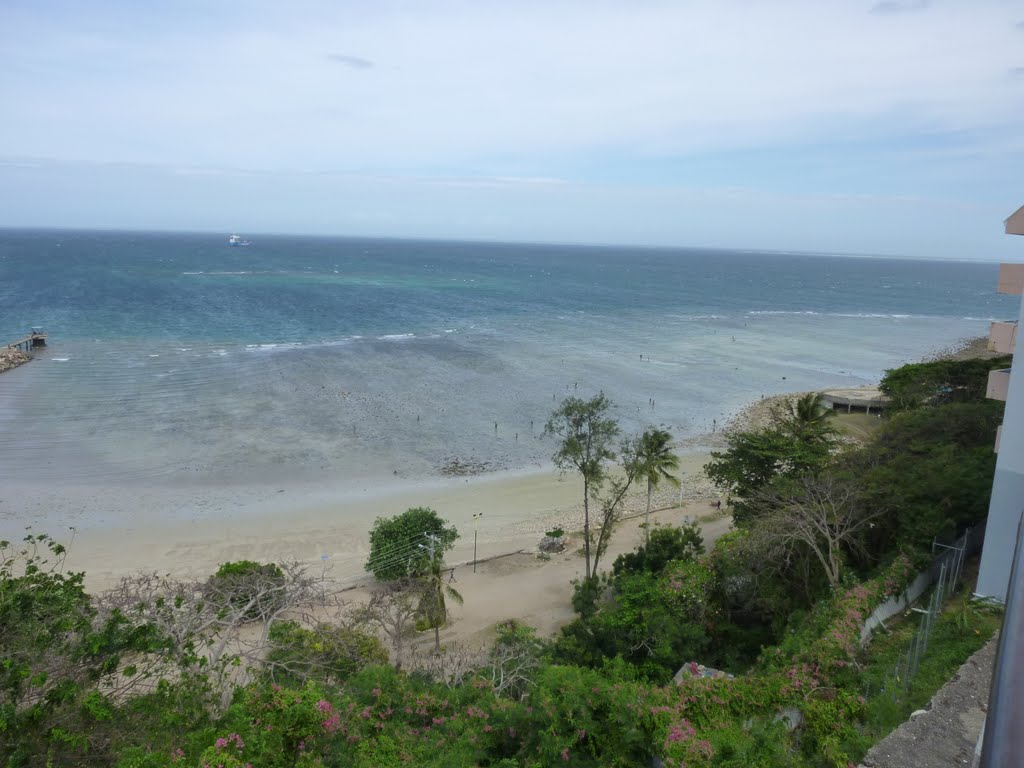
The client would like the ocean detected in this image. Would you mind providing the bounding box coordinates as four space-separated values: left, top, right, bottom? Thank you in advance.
0 229 1015 499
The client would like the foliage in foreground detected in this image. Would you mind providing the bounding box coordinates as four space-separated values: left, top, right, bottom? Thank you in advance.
0 534 165 767
2 523 1003 768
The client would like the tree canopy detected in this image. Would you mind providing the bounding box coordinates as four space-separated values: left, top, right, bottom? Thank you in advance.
704 426 833 524
366 507 458 581
879 355 1011 411
841 401 1002 552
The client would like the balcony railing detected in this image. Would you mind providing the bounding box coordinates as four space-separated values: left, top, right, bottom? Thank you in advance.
979 511 1024 766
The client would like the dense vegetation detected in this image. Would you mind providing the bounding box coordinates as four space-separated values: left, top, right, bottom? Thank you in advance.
365 507 458 581
0 357 1004 766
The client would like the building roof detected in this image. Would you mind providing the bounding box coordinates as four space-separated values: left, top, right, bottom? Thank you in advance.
820 386 890 409
1006 204 1024 236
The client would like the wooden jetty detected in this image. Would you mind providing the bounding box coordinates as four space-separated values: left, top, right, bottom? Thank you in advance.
6 328 47 353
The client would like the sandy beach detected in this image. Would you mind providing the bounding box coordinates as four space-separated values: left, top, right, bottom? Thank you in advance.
32 450 715 594
0 447 721 650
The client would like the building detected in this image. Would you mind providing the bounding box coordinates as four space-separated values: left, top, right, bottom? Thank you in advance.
975 205 1024 601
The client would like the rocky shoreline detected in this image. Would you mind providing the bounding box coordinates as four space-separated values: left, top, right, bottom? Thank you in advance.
0 347 30 375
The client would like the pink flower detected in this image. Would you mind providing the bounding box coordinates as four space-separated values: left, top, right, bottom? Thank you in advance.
316 699 332 712
561 748 570 761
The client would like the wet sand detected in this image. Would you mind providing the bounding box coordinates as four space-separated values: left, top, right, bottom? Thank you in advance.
2 451 715 595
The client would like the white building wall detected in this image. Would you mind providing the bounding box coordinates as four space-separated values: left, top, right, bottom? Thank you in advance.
976 291 1024 601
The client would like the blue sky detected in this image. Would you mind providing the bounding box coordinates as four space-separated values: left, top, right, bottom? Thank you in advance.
1 0 1023 259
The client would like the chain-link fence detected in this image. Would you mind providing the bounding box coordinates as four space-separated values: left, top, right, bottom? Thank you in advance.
886 526 977 700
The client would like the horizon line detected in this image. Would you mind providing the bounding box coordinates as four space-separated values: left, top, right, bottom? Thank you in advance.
0 224 1014 265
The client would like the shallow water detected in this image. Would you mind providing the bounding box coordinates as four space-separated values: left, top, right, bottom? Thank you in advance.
0 230 1013 494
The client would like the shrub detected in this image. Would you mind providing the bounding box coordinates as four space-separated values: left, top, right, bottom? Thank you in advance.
267 621 389 686
209 560 285 620
612 521 704 579
366 507 458 581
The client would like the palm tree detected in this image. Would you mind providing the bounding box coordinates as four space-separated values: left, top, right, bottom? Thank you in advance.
636 429 681 543
790 393 834 441
420 557 464 653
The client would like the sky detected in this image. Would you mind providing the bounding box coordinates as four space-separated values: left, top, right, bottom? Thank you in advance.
1 0 1023 259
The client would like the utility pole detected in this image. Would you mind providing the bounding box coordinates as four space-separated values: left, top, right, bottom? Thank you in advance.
472 513 483 572
419 532 444 653
423 532 440 564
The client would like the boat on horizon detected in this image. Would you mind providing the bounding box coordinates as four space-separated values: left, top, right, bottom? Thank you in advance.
227 234 250 247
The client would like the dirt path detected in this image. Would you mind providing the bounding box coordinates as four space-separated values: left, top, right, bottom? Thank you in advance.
347 501 734 653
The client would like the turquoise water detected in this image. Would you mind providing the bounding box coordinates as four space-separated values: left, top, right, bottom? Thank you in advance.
0 229 1014 489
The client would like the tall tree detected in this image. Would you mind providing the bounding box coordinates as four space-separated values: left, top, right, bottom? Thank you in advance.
635 428 681 543
705 396 836 525
704 428 832 524
544 393 620 580
420 556 464 653
747 474 883 587
356 579 420 670
591 438 642 576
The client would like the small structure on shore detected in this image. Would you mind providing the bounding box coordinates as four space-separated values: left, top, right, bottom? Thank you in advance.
6 328 47 353
1 329 48 375
820 386 889 414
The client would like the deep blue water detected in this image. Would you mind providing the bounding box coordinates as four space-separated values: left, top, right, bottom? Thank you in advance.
0 229 1015 489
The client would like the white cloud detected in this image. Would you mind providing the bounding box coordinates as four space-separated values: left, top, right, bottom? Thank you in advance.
1 0 1022 174
326 53 374 70
870 0 931 14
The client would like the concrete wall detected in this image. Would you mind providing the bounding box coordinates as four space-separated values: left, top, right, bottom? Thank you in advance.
862 523 985 645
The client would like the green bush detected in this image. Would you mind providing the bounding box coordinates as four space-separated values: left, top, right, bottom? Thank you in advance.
366 507 458 581
210 560 285 620
266 620 388 686
0 534 164 767
843 402 1001 554
612 521 704 579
